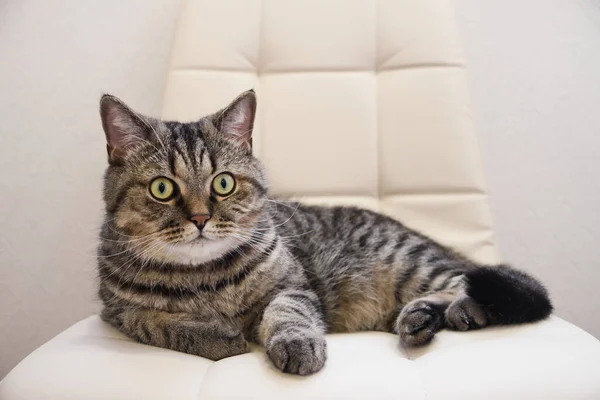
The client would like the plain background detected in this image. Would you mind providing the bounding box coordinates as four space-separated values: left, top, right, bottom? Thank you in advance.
1 0 599 378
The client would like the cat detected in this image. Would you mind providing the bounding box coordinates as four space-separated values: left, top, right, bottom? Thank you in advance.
97 90 552 375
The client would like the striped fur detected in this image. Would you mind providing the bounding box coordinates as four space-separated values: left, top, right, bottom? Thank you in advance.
97 91 552 375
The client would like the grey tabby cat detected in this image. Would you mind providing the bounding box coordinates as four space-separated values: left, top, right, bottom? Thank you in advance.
97 90 552 375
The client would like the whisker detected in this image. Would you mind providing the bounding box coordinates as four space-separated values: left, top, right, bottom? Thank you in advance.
98 239 162 286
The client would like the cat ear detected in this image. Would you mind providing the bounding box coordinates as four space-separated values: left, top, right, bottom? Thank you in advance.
214 90 257 152
99 94 149 164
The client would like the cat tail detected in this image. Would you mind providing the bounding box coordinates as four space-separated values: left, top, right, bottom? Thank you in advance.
463 265 552 325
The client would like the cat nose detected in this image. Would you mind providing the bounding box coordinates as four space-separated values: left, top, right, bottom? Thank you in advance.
189 214 211 230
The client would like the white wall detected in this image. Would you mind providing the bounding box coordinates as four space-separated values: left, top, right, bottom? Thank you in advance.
1 0 599 379
0 0 183 377
454 0 600 338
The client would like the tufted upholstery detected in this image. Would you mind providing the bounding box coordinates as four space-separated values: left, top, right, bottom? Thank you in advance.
2 1 600 399
161 0 499 264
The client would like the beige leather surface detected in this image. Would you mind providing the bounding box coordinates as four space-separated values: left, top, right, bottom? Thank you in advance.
162 0 500 264
2 315 600 400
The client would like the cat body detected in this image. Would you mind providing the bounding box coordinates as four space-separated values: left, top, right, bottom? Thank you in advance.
97 91 551 375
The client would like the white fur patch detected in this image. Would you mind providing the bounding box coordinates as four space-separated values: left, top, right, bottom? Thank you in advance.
165 236 239 265
133 222 245 267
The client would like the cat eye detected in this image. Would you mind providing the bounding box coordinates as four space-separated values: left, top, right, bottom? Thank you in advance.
212 172 236 197
149 177 176 201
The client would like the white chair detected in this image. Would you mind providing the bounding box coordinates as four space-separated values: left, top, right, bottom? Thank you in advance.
2 1 599 398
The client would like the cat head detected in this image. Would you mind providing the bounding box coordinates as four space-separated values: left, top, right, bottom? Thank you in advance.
99 90 268 265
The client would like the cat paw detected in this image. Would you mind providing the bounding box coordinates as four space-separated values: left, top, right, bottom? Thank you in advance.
445 295 487 331
190 320 250 360
396 301 444 346
214 330 251 359
266 333 327 375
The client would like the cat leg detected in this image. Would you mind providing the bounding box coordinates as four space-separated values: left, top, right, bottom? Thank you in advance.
395 291 455 346
101 306 249 360
259 289 327 375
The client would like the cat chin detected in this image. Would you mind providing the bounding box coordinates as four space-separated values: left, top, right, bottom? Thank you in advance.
159 236 242 266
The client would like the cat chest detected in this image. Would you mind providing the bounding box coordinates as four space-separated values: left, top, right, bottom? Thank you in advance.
103 260 280 319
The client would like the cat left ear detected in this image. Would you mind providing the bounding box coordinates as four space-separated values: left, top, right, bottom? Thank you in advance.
214 90 257 152
99 94 149 164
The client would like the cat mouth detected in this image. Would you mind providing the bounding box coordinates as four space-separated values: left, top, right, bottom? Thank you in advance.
185 231 216 245
187 234 206 244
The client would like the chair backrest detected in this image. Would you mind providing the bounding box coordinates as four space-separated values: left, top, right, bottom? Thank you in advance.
161 0 500 264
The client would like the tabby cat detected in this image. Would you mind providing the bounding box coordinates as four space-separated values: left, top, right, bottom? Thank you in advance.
97 90 552 375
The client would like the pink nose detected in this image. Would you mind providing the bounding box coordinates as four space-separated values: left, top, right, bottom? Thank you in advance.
189 214 211 228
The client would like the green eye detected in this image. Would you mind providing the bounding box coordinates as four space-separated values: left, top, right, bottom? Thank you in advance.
149 177 176 201
212 173 236 196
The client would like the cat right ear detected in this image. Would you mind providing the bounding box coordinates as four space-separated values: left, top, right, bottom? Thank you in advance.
213 90 257 152
99 94 149 164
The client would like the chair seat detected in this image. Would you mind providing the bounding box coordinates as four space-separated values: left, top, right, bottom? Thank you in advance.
1 315 599 400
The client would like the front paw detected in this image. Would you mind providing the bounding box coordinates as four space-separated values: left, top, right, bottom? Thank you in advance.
193 321 250 360
396 301 444 346
266 333 327 375
213 329 250 359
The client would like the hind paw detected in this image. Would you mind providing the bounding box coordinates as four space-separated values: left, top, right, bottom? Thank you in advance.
445 295 487 331
396 301 444 346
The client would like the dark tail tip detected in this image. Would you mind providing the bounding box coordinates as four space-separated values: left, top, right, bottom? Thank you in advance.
465 265 552 325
